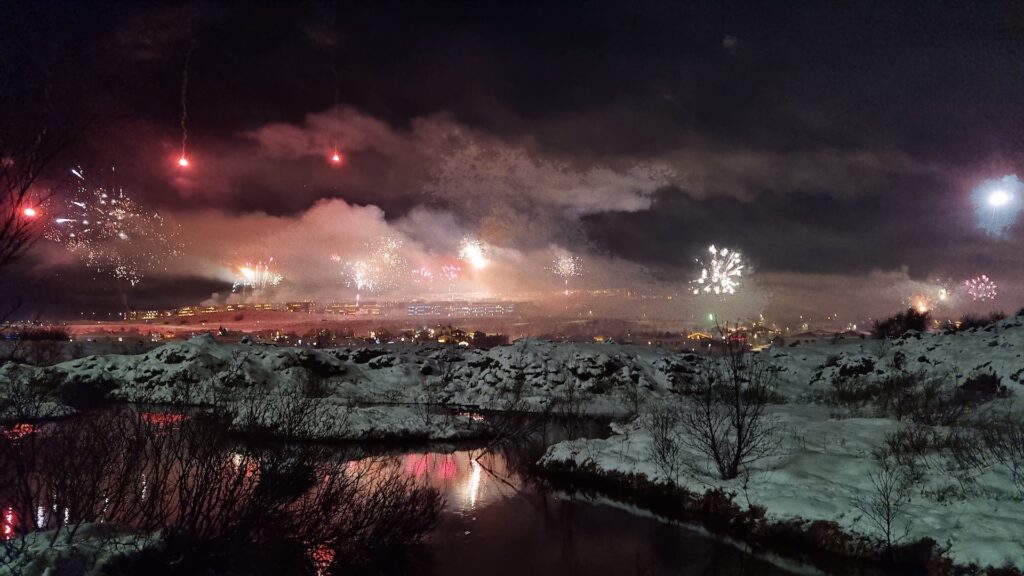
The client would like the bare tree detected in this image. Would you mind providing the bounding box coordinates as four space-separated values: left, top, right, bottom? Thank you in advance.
854 454 913 547
679 341 781 480
0 67 76 322
554 363 590 441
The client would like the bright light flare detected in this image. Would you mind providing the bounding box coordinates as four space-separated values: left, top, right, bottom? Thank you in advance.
330 151 343 164
989 189 1011 207
177 156 189 168
972 175 1022 237
459 237 489 270
22 207 38 218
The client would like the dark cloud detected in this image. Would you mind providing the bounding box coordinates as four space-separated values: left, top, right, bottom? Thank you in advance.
4 0 1024 321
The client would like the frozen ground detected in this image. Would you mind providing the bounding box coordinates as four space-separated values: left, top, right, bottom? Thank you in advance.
540 405 1024 570
0 524 158 576
538 316 1024 570
3 317 1024 569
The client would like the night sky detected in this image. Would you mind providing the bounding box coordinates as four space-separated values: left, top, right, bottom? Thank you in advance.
3 1 1024 322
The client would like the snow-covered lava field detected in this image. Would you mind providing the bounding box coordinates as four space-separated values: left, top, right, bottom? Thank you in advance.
3 314 1024 573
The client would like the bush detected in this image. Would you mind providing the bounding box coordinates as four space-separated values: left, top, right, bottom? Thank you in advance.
876 371 973 427
949 311 1007 332
872 308 929 339
981 412 1024 497
2 325 71 341
960 371 1009 401
646 403 684 482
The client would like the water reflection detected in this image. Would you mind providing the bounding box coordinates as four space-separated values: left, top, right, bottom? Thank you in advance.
0 411 818 576
0 409 443 575
392 451 523 515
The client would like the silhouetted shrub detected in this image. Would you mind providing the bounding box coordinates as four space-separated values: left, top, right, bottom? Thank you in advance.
2 325 71 341
949 311 1007 332
877 371 974 426
872 309 929 339
960 371 1009 401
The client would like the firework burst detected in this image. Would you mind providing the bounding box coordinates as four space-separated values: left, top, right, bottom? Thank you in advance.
232 259 283 294
964 275 998 301
908 293 934 314
411 266 434 285
458 237 489 270
552 253 582 279
439 264 461 283
340 237 408 295
551 252 583 295
46 168 183 285
691 244 744 296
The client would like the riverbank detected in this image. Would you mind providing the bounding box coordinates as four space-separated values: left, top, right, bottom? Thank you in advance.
536 406 1024 574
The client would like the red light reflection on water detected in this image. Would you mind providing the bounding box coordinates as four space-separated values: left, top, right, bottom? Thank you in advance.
2 507 16 540
401 453 459 481
309 543 335 576
440 455 457 480
139 412 188 428
1 423 35 441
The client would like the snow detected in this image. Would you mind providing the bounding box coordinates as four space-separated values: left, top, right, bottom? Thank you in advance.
538 316 1024 570
0 524 158 576
540 407 1024 568
4 316 1024 569
1 334 690 438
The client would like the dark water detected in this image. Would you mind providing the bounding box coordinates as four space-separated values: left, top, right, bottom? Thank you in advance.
364 450 811 576
1 414 815 576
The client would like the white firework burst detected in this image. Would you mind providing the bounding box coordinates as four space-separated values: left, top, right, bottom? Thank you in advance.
691 244 744 296
340 236 408 294
46 168 183 285
458 237 489 270
552 253 582 279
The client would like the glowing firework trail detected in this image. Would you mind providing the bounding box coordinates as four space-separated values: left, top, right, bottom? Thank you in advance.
440 264 461 283
46 168 184 285
178 39 196 167
439 264 461 299
691 244 744 296
965 275 998 301
459 237 489 270
551 253 582 295
232 259 283 295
